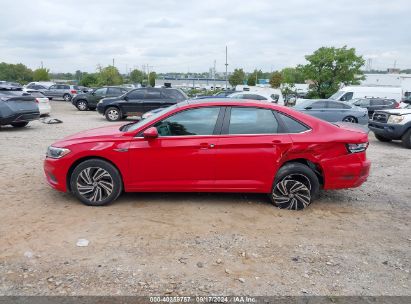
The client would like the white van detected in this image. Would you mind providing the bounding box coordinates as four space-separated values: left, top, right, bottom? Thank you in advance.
329 86 403 102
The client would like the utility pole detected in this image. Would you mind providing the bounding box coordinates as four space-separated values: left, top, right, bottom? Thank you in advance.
112 58 115 67
213 60 216 91
255 67 258 86
41 61 43 69
225 46 228 90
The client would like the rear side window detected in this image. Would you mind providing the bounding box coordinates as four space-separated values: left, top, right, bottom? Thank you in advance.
371 99 384 106
311 101 327 109
145 89 161 99
154 107 220 136
28 91 45 97
276 112 309 133
228 107 279 134
328 102 351 109
107 88 123 95
354 99 370 106
162 89 186 101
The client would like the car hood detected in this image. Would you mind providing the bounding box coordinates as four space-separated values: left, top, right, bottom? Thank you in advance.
376 109 411 115
53 124 126 147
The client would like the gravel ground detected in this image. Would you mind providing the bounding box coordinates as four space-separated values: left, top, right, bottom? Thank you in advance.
0 101 410 296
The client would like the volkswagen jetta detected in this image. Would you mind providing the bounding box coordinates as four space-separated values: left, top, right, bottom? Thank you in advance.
44 99 371 210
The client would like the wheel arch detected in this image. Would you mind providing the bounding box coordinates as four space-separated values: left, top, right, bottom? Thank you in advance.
279 158 324 186
66 156 124 192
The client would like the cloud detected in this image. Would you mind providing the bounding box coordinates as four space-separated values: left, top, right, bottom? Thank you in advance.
0 0 410 73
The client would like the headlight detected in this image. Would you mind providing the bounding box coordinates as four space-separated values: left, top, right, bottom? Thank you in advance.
46 146 71 159
387 115 404 124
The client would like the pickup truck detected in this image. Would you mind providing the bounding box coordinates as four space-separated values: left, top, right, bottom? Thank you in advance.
368 104 411 148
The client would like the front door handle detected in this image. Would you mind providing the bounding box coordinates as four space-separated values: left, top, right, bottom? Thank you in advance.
200 143 215 149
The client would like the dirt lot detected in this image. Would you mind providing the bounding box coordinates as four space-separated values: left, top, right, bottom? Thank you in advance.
0 101 410 296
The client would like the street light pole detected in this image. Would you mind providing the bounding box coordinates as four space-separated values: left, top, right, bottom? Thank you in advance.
225 46 228 90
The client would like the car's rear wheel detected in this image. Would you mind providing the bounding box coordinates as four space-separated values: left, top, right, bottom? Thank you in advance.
10 122 29 128
70 159 123 206
270 163 319 210
105 107 122 121
342 116 358 123
375 134 392 142
63 94 72 101
401 129 411 149
76 100 88 111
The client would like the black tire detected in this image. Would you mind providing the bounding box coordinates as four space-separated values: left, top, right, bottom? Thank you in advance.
401 128 411 149
342 116 358 123
11 122 29 128
63 94 72 101
76 100 88 111
105 107 122 121
270 162 320 210
70 159 123 206
375 134 392 142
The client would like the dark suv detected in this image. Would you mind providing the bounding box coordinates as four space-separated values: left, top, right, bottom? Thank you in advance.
0 83 40 128
71 86 129 111
349 98 399 118
97 87 188 121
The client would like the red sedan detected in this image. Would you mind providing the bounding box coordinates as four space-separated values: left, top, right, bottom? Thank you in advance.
44 100 370 210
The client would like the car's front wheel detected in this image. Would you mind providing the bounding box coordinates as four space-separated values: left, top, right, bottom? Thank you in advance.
270 162 319 210
10 122 29 128
70 159 123 206
105 107 122 121
76 100 88 111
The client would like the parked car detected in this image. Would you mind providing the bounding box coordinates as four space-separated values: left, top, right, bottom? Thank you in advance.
24 89 51 116
71 86 129 111
228 91 284 105
293 99 368 124
96 87 188 121
368 104 411 148
194 90 237 99
348 98 399 118
25 83 49 93
43 84 80 101
0 83 40 128
25 81 55 90
44 99 370 209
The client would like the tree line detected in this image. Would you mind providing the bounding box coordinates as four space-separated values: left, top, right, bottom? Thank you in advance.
1 46 366 97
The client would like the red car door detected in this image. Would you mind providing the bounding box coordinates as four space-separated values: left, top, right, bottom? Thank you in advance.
127 106 223 191
214 106 292 192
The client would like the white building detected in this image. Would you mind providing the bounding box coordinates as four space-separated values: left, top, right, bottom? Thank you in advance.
362 73 411 94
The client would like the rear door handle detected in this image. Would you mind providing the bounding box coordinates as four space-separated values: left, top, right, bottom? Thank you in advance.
200 143 215 149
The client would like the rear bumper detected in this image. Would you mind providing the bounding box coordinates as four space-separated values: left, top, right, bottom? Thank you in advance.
0 111 40 125
368 121 406 139
322 153 371 189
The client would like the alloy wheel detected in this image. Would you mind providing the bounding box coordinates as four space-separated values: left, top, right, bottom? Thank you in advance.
107 109 119 121
342 116 357 123
272 174 311 210
77 101 87 111
76 167 114 203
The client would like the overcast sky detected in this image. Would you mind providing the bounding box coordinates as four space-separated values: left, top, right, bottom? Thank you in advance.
0 0 410 74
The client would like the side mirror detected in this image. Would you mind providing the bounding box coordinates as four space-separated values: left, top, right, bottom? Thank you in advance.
143 127 158 139
91 92 95 95
123 95 129 101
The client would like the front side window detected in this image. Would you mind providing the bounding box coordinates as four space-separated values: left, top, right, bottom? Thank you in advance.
354 99 370 106
154 107 220 136
162 89 186 101
340 92 354 101
228 107 279 134
145 89 161 99
107 88 123 95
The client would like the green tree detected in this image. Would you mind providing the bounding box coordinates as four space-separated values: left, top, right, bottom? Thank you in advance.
281 67 305 84
0 62 33 84
301 46 365 98
33 68 50 81
229 68 246 86
79 73 99 87
149 72 156 87
130 69 146 84
269 71 282 88
97 66 123 86
247 69 263 86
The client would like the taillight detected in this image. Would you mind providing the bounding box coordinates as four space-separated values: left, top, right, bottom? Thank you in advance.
394 102 400 108
70 90 77 94
346 143 369 153
35 98 39 103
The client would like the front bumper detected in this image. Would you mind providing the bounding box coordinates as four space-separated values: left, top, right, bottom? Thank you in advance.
44 157 69 192
368 121 406 140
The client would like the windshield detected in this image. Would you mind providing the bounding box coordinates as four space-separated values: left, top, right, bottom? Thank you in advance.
329 91 345 100
126 105 178 131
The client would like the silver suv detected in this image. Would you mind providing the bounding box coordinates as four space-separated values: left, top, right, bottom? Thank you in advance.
44 84 80 101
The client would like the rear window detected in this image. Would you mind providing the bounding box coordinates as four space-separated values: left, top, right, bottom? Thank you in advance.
162 89 186 101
